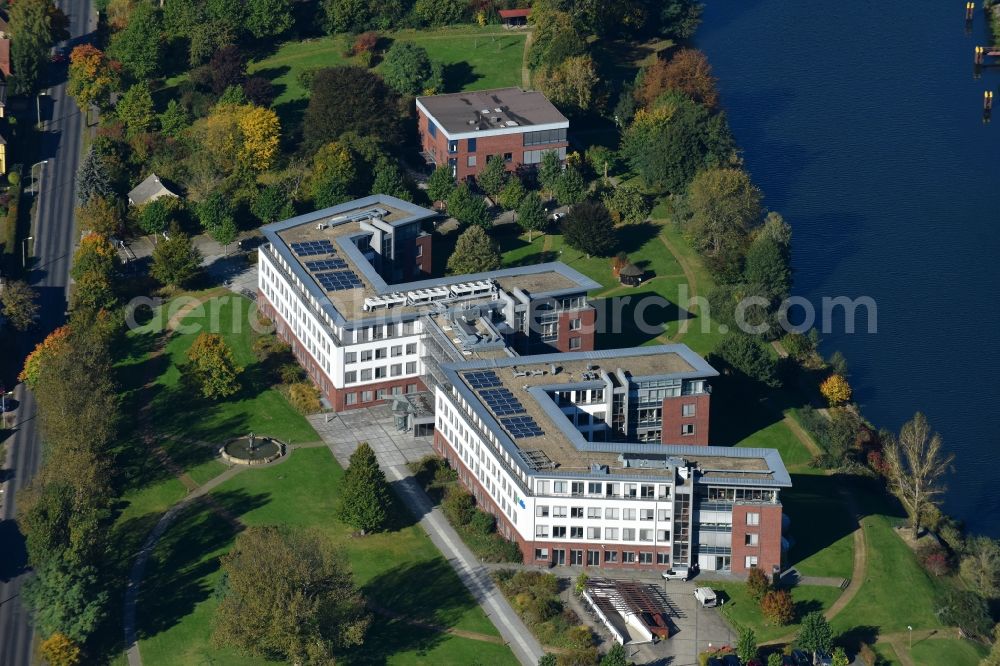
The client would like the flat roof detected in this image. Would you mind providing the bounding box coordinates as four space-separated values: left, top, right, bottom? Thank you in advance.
260 196 600 327
441 346 791 487
416 87 569 135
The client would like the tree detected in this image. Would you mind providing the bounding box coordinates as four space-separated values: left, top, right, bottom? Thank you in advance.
831 647 849 666
413 0 465 26
67 45 122 112
604 185 649 225
427 165 455 203
552 165 587 206
22 563 108 644
303 67 401 147
184 332 242 399
1 280 40 331
936 589 993 639
151 225 202 288
744 235 791 299
370 157 411 201
736 627 758 664
77 148 114 204
538 655 557 666
19 326 71 388
498 177 527 212
538 150 563 199
767 654 783 666
213 526 370 662
209 45 247 96
197 192 236 239
447 225 500 275
108 1 163 79
381 42 435 95
600 643 627 666
820 374 852 406
517 192 547 242
136 196 180 235
337 442 392 533
477 155 509 198
252 185 295 225
745 566 769 602
159 99 191 138
536 54 600 113
884 413 954 538
447 183 491 230
686 167 762 278
243 76 276 107
10 0 62 95
40 632 82 666
659 0 702 39
77 196 123 236
245 0 293 39
982 624 1000 666
562 201 616 257
199 103 281 173
638 49 718 109
796 611 833 656
760 589 794 625
621 92 734 193
711 332 780 387
960 536 1000 598
116 84 157 138
321 0 374 34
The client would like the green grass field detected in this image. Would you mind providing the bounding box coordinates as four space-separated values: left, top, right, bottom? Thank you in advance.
714 582 842 643
909 637 987 665
249 25 526 108
136 447 516 665
781 474 856 579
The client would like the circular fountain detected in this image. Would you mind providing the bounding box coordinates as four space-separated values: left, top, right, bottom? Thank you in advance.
221 432 285 466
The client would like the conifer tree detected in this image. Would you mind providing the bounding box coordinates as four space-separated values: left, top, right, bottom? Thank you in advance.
337 442 391 533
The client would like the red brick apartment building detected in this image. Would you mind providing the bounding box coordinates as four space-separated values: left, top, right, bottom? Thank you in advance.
416 87 570 180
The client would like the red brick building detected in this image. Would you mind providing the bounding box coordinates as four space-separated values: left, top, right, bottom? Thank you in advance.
416 87 569 181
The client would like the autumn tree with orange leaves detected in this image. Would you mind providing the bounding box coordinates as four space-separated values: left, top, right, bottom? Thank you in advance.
196 103 281 173
67 45 122 112
637 48 718 109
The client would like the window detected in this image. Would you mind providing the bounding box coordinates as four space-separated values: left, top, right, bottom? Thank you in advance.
587 507 601 519
569 318 582 331
641 485 655 499
391 345 403 357
639 529 654 542
587 550 600 566
746 512 760 526
345 392 357 405
552 526 567 538
467 155 477 167
623 528 636 541
448 140 458 153
587 527 601 539
406 383 418 393
639 552 653 564
553 506 567 518
657 553 669 565
523 128 568 146
405 361 417 374
345 352 357 364
467 137 477 152
360 369 372 381
657 509 669 521
376 388 385 400
571 482 584 496
391 364 402 377
682 403 696 417
605 527 619 540
537 481 550 494
391 386 402 395
536 505 549 517
604 550 618 563
345 371 357 384
553 481 568 494
375 367 387 379
625 484 637 498
623 508 636 521
605 508 619 520
588 482 602 495
745 533 759 546
571 507 584 518
362 390 373 402
569 337 582 350
535 525 549 538
681 424 695 436
428 121 438 138
570 527 583 539
640 509 655 521
361 350 373 362
535 548 549 560
375 348 387 360
571 550 583 565
622 551 636 563
745 555 758 569
406 342 417 355
656 529 670 542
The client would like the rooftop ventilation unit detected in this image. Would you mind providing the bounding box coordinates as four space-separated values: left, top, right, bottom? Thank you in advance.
494 107 502 112
505 120 519 127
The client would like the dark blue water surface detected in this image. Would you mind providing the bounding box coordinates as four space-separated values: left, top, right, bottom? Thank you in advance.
698 1 1000 535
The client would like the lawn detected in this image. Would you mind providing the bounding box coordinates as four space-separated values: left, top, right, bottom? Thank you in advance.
909 637 987 666
713 581 842 643
249 25 526 108
735 420 814 469
780 474 856 580
136 447 516 665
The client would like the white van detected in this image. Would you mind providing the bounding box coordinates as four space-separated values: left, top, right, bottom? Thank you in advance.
694 587 717 607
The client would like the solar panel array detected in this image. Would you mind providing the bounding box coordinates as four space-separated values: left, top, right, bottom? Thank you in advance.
501 415 544 438
465 371 502 389
480 388 525 416
316 270 363 291
290 240 335 256
305 258 348 271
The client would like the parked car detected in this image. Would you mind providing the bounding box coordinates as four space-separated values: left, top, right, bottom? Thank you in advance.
814 652 833 666
694 587 717 607
662 566 691 581
790 650 811 666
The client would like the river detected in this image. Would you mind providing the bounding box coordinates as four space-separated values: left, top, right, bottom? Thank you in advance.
698 1 1000 536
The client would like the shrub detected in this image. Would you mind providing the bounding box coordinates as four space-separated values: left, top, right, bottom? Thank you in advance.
820 374 852 405
441 486 475 526
296 67 323 92
353 31 379 55
760 589 794 625
746 566 770 602
918 541 954 577
278 362 306 385
469 509 496 536
288 382 321 414
252 334 289 361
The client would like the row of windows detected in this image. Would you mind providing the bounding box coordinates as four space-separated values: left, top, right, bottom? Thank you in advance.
344 362 418 384
535 480 671 499
523 128 568 146
535 549 669 566
536 505 670 521
345 343 418 364
350 321 417 343
523 147 568 164
344 383 420 405
535 525 671 542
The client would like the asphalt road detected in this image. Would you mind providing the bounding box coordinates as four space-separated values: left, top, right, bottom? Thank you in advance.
0 1 94 663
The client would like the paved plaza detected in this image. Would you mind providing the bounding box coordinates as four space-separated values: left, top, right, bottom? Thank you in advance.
308 405 435 469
